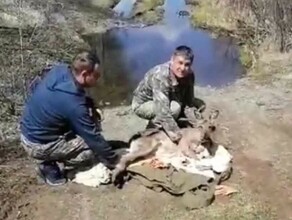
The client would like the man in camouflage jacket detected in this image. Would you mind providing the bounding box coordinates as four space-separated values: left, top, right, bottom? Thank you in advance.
131 45 205 143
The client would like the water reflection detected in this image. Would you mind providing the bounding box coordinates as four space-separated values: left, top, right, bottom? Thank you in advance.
85 0 245 107
163 0 190 27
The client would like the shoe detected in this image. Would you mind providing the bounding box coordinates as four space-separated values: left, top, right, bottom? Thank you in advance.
36 162 67 186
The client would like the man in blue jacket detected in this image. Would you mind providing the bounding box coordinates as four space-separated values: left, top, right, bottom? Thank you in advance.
20 49 117 186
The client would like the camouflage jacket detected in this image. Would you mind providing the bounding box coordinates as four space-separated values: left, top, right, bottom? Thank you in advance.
133 61 197 133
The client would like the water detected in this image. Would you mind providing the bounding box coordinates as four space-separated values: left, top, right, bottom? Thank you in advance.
85 0 245 107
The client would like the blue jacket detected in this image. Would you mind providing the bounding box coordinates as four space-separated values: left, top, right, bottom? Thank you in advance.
20 64 115 163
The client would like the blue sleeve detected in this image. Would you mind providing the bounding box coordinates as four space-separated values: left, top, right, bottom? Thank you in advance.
68 104 116 167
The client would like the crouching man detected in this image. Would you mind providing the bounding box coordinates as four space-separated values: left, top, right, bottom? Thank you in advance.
131 45 205 143
19 49 117 186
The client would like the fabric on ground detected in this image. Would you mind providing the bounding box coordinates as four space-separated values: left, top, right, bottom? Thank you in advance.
125 144 233 209
72 163 111 187
147 144 233 179
127 164 217 210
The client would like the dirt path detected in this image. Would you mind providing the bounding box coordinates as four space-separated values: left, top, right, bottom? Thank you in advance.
2 77 292 220
201 78 292 219
208 80 292 176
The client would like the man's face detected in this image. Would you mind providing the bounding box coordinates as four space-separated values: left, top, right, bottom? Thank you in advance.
170 55 192 78
80 64 101 87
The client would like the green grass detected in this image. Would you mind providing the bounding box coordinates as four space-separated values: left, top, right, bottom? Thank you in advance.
134 0 164 13
239 45 254 69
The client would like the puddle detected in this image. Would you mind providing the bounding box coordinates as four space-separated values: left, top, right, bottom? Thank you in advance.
85 0 245 107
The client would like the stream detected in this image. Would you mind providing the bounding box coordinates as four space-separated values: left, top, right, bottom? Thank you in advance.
85 0 245 107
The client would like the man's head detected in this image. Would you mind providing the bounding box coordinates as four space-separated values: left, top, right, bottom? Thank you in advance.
170 45 194 78
72 49 101 87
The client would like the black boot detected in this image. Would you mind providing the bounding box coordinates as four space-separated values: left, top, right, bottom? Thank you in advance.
36 161 67 186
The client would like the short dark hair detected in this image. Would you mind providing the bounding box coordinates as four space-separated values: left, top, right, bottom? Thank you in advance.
72 49 100 74
173 45 194 62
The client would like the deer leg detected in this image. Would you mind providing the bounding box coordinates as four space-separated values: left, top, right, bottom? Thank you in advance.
111 141 161 183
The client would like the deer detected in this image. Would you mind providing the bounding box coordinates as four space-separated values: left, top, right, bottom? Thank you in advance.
111 109 220 185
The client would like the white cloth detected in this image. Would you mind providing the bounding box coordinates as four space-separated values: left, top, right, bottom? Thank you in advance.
130 144 233 179
72 163 111 187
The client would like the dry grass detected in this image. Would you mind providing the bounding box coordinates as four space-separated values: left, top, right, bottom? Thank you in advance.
224 0 292 53
250 48 292 85
133 0 164 14
131 0 164 25
193 191 275 220
0 0 114 119
0 0 116 144
189 0 238 31
189 0 292 82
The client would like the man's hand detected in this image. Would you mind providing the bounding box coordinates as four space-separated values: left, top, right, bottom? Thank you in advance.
95 108 104 122
111 164 125 184
167 130 182 144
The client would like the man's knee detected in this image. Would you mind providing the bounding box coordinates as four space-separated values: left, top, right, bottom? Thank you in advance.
65 149 95 167
132 100 181 120
170 101 181 119
65 136 96 166
132 101 155 120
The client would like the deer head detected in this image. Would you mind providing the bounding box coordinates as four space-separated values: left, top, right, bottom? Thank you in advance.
194 108 220 134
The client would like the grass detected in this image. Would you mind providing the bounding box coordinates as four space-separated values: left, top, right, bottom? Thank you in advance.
188 0 237 31
132 0 164 25
133 0 164 14
189 0 292 85
250 48 292 85
239 45 254 69
0 0 111 123
193 189 276 220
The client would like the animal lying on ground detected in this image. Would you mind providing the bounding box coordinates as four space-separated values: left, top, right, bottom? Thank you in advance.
111 109 220 184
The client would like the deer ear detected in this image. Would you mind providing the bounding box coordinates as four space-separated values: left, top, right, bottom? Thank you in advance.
194 111 203 120
209 109 219 120
197 104 206 113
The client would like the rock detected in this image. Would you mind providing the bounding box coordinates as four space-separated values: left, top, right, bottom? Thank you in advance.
89 0 119 9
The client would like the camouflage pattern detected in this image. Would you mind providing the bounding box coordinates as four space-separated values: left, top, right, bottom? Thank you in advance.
132 61 200 134
20 134 97 167
132 100 182 120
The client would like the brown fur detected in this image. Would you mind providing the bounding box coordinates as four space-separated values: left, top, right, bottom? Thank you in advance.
111 110 220 183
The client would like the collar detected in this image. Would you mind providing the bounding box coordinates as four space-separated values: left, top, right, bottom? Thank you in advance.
68 65 85 94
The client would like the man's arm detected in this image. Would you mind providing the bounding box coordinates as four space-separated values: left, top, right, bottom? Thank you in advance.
185 72 196 108
152 75 181 141
183 72 201 123
68 104 116 168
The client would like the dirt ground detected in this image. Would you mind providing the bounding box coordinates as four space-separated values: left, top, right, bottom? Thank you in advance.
1 75 292 220
1 0 292 219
